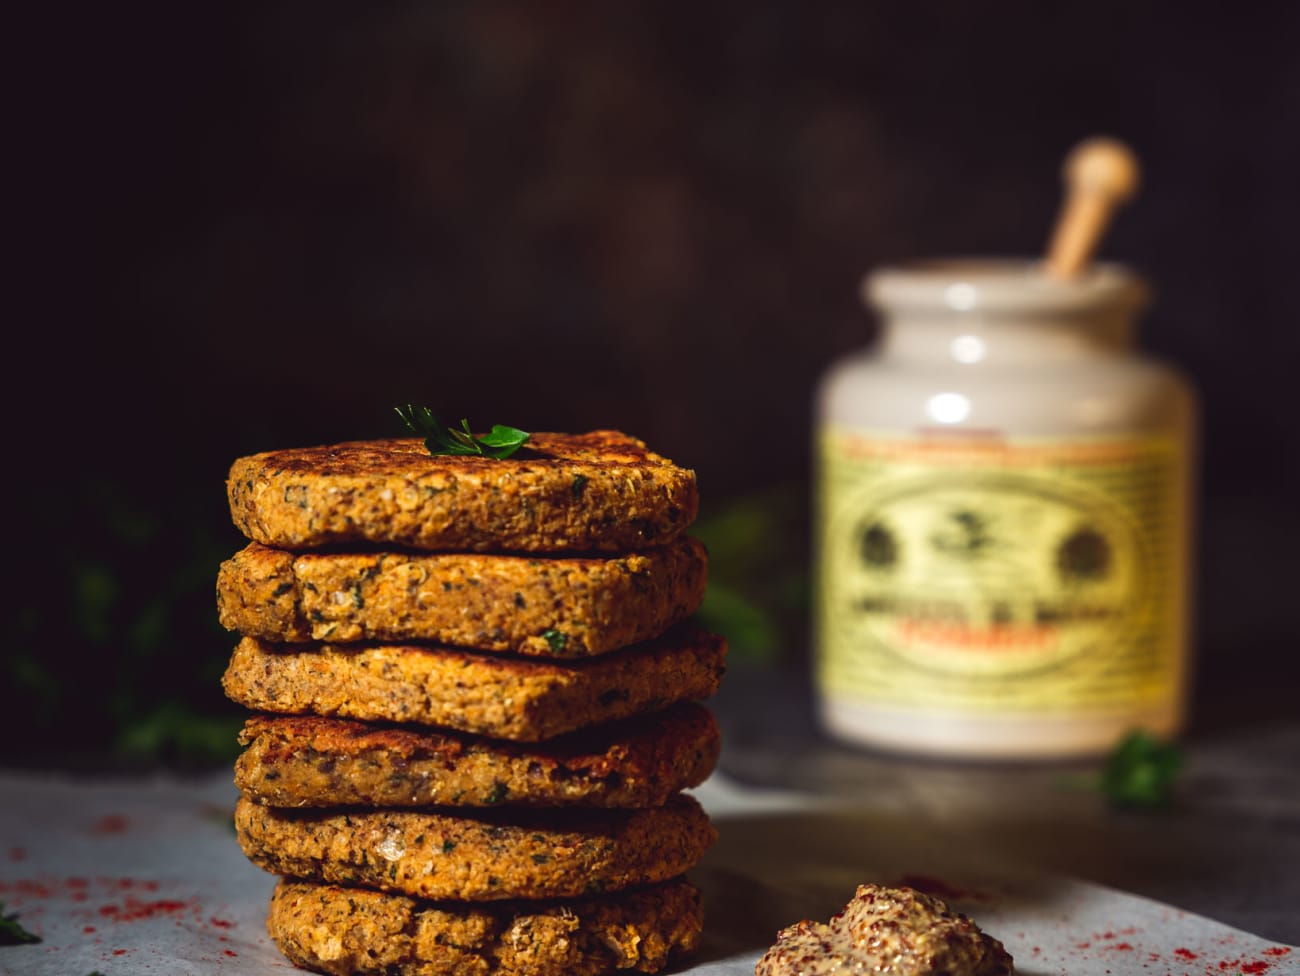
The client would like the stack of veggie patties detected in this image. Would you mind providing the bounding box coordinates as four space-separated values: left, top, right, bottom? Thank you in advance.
216 431 725 976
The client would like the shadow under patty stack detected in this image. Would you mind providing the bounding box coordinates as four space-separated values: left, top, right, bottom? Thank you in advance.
216 431 725 976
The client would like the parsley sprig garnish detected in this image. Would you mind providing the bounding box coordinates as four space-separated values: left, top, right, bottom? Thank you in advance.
395 405 530 459
1099 730 1183 809
1053 730 1184 809
0 900 40 945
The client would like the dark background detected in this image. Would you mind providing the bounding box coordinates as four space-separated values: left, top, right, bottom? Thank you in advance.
8 1 1299 766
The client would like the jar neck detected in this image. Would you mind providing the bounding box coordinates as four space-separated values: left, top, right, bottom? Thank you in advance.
875 310 1136 366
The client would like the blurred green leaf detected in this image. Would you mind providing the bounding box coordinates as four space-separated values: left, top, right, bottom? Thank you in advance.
115 703 244 766
0 901 40 945
694 582 779 663
1099 730 1183 809
73 563 118 645
691 483 809 666
5 469 240 770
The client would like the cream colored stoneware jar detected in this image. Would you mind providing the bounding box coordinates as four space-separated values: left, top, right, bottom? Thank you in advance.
813 259 1197 759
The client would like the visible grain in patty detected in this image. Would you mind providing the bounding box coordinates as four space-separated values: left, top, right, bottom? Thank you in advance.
236 794 715 901
216 537 707 655
227 432 698 553
266 877 703 976
221 625 726 741
236 704 720 808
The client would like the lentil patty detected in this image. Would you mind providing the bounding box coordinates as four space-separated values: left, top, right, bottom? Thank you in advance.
266 877 703 976
227 432 698 554
216 537 707 655
236 703 720 808
235 794 715 901
220 625 726 741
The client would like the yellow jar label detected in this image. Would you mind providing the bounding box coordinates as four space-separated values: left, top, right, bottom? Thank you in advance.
816 428 1187 713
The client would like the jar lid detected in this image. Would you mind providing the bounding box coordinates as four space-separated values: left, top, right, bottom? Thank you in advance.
864 258 1149 315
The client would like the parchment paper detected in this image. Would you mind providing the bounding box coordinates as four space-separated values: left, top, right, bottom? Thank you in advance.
1 771 1294 976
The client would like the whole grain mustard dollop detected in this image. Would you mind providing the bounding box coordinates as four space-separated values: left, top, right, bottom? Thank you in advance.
755 883 1013 976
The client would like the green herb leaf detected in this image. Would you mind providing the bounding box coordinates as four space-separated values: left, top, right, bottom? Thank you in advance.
1099 730 1183 809
395 406 530 459
541 629 568 653
0 901 41 945
477 424 531 453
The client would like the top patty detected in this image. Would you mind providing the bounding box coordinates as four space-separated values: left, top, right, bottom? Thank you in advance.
227 432 698 553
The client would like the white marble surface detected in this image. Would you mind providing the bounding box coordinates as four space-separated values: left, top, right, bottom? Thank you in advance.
0 769 1295 976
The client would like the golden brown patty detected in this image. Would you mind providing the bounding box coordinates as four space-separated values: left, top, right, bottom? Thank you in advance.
266 877 703 976
216 537 707 656
227 432 698 554
235 704 720 809
235 794 716 901
221 625 726 742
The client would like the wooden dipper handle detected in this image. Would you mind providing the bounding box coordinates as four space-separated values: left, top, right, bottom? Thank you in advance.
1045 137 1140 278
